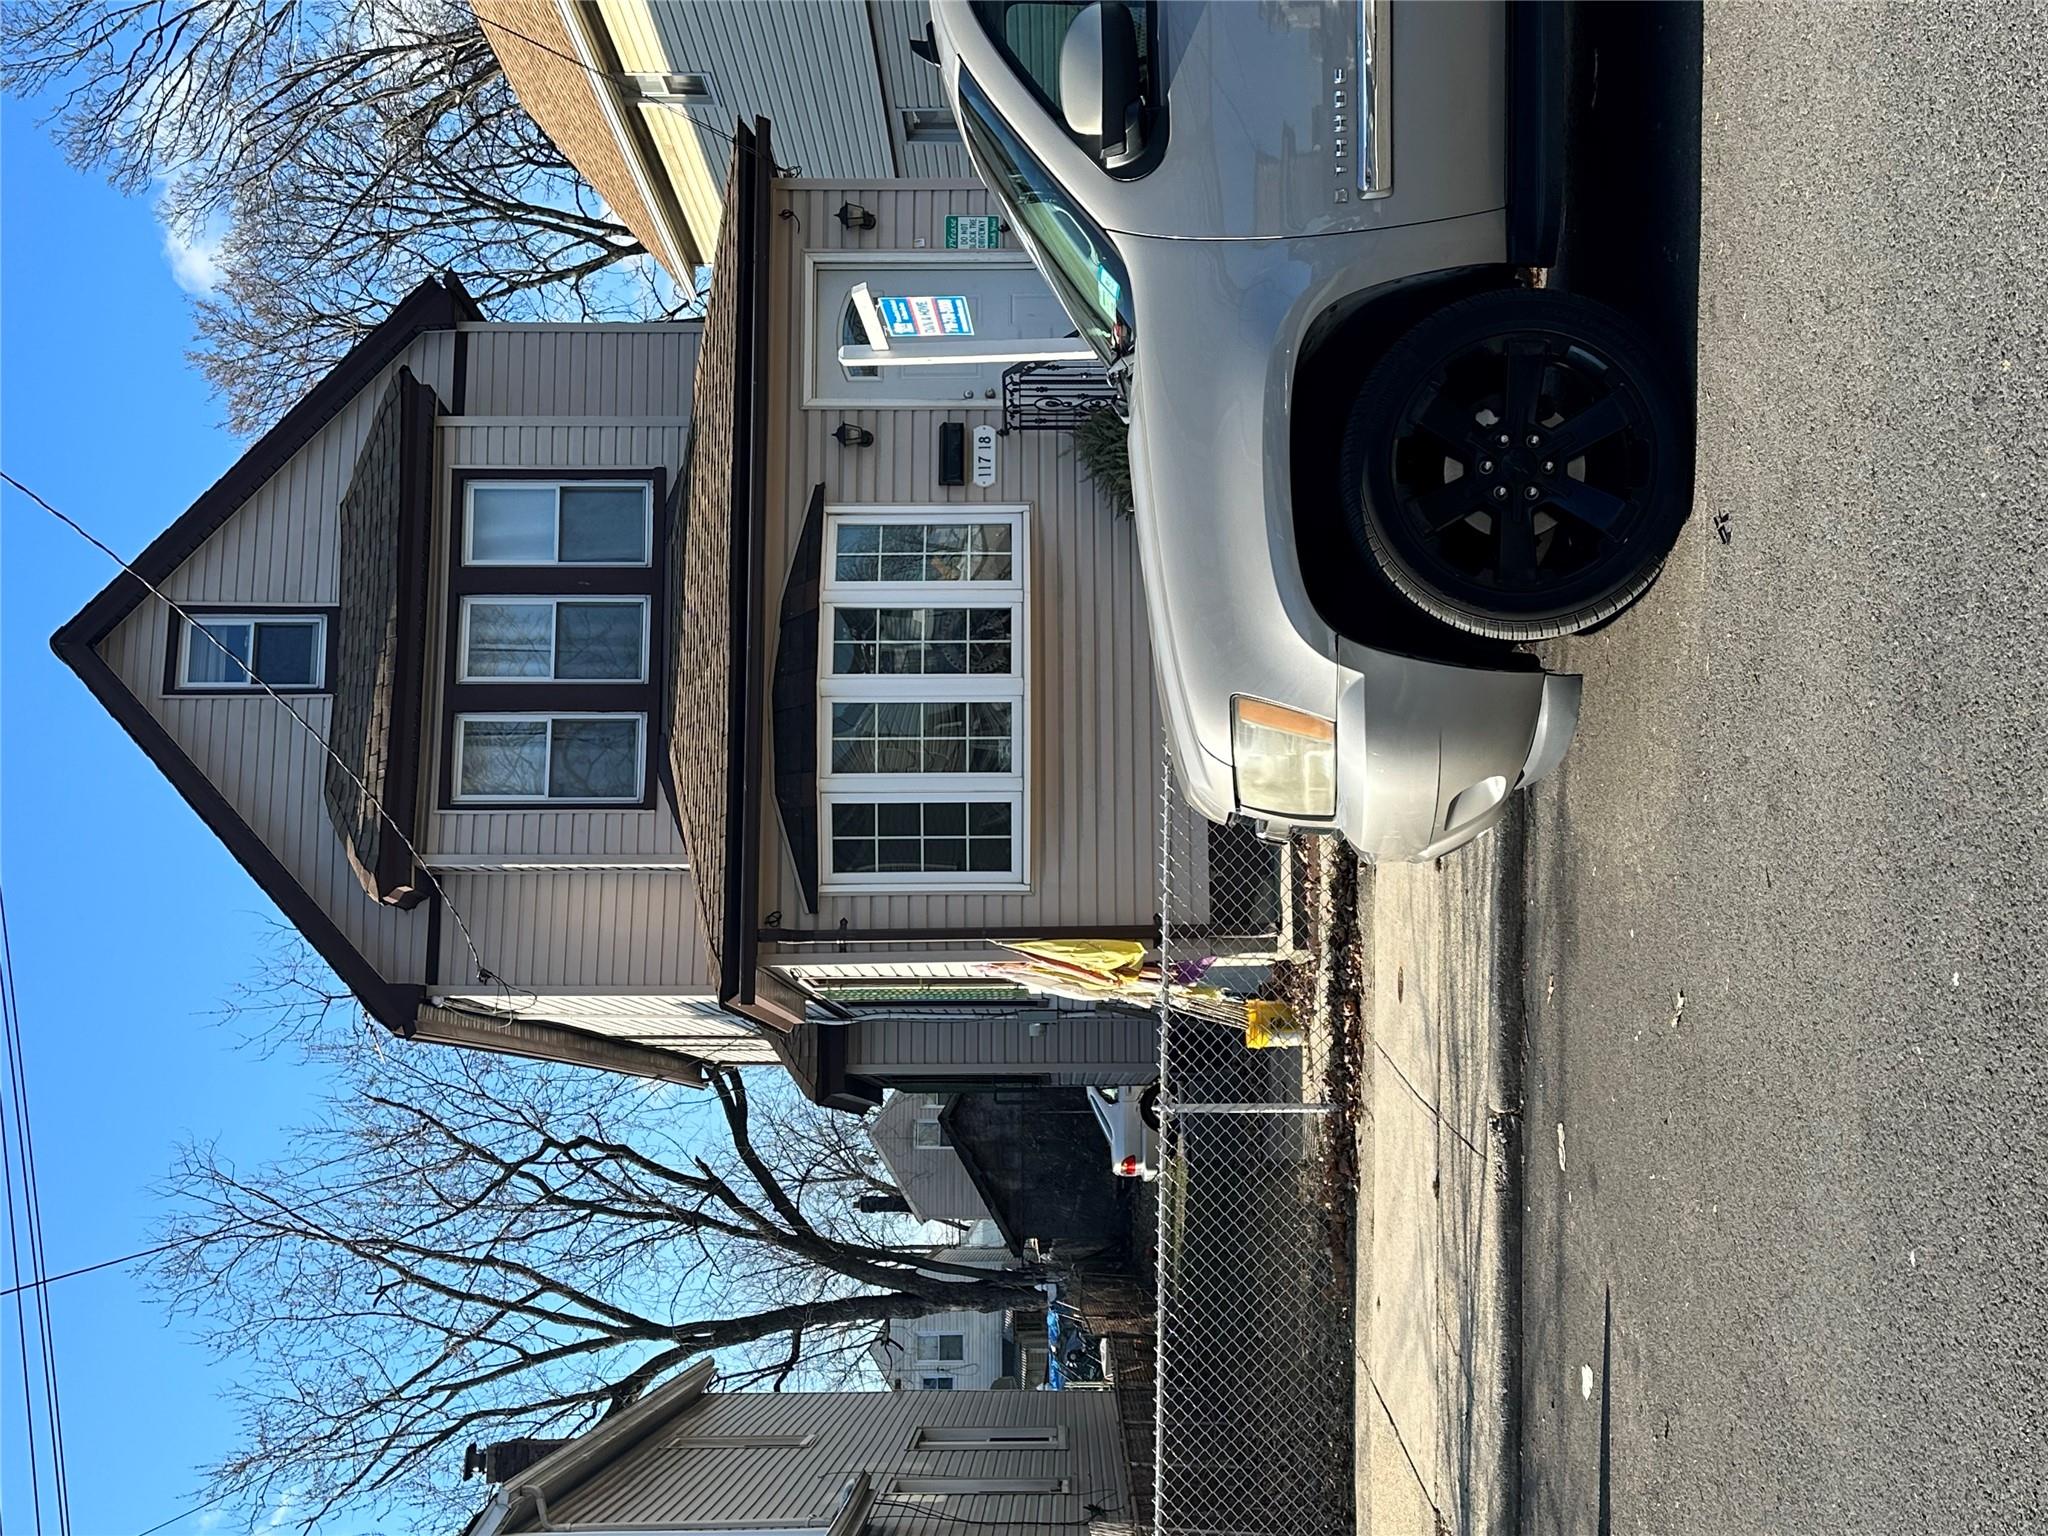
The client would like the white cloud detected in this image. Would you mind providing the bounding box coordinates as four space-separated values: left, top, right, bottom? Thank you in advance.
161 216 225 294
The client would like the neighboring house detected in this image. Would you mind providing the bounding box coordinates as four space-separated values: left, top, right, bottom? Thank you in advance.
870 1091 1000 1228
871 1300 1012 1393
478 0 969 271
50 281 770 1082
459 1360 1139 1536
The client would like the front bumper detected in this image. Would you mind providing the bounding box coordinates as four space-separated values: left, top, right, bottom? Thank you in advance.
1168 648 1579 863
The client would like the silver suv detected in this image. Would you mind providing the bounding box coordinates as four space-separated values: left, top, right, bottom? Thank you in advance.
929 1 1689 860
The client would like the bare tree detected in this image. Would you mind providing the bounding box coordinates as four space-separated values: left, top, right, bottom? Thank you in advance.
3 0 695 433
161 944 1048 1526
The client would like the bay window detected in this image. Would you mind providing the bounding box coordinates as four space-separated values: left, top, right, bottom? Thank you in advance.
819 507 1028 891
443 472 665 809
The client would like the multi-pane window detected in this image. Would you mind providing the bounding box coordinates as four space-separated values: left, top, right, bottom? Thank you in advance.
830 701 1013 775
820 508 1028 891
911 1094 946 1149
916 1333 967 1362
832 520 1014 584
829 801 1015 875
831 606 1013 676
464 482 651 565
459 597 648 682
447 475 662 809
177 614 326 690
454 714 643 803
919 1377 955 1391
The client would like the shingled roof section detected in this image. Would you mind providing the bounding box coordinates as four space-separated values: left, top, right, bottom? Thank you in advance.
667 119 802 1031
476 0 698 277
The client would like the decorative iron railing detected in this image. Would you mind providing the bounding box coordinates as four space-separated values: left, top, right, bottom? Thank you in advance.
1000 357 1119 433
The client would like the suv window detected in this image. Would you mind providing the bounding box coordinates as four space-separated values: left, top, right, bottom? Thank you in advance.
969 1 1155 143
954 69 1135 365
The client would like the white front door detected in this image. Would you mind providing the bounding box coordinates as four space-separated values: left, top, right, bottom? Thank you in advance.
807 254 1073 407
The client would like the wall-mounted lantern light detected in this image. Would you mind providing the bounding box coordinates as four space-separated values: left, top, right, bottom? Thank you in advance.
835 201 877 231
832 422 875 448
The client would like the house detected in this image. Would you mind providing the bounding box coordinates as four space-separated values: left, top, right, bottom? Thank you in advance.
50 282 763 1082
476 0 970 272
459 1360 1140 1536
54 70 1264 1093
869 1091 999 1229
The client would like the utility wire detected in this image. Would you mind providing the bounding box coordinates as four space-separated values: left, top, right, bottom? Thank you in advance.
132 1485 236 1536
0 1221 267 1300
2 472 533 1015
1 980 44 1532
1 883 69 1531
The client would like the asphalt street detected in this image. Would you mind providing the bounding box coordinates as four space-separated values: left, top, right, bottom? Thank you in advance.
1516 4 2048 1532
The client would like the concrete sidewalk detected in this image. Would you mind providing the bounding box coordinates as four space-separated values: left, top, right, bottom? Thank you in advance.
1354 813 1524 1536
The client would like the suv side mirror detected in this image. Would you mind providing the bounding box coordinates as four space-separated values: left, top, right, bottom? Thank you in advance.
1059 2 1143 165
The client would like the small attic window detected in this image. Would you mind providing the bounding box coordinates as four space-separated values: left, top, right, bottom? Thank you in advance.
622 71 715 104
174 612 330 692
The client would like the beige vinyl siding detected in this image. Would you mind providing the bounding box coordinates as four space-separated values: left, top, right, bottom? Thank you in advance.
871 1091 998 1225
635 0 893 187
596 0 726 249
757 182 1163 949
428 366 694 862
427 990 774 1062
850 1012 1157 1087
99 333 458 979
456 322 700 418
871 0 973 179
431 868 710 991
517 1389 1131 1534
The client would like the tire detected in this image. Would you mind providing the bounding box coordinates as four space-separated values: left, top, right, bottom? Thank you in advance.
1340 289 1690 641
1138 1084 1160 1131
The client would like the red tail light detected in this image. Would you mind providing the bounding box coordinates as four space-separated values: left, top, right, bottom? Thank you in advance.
1117 1155 1141 1177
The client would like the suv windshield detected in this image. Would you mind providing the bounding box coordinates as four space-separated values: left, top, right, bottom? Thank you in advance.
955 69 1135 366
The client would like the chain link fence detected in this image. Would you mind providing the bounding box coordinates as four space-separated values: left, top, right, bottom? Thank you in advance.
1151 747 1360 1536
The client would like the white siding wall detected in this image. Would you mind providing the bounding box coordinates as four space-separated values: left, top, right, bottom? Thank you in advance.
871 1091 999 1224
756 182 1165 952
870 0 974 179
879 1306 1008 1389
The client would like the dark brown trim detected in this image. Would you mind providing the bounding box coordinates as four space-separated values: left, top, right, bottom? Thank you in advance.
724 117 775 1018
376 370 440 905
758 922 1159 945
158 605 341 697
770 485 825 912
54 277 478 653
439 468 668 812
55 634 427 1032
49 275 475 1037
450 326 470 416
938 1096 1027 1255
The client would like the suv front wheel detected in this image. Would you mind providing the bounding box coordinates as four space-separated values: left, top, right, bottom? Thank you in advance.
1341 290 1690 641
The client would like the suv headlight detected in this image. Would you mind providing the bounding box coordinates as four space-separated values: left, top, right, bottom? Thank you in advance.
1231 697 1336 819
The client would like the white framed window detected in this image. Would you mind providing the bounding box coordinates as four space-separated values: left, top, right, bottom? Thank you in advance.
918 1377 956 1391
915 1332 967 1363
457 596 649 682
177 613 326 690
909 1425 1067 1450
453 713 645 803
462 481 653 566
911 1094 946 1150
820 507 1028 893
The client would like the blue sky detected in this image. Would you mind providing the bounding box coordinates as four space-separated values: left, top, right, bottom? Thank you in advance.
1 97 421 1535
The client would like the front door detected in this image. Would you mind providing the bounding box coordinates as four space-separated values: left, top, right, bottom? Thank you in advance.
807 254 1073 407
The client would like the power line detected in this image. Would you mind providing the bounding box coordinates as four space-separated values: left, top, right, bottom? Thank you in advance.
0 1221 265 1300
2 471 532 1016
1 973 45 1532
1 883 69 1531
132 1485 236 1536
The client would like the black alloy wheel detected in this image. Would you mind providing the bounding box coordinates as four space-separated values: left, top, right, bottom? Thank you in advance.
1342 290 1690 640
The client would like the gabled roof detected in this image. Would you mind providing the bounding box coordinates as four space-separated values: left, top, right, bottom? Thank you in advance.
49 276 479 1032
